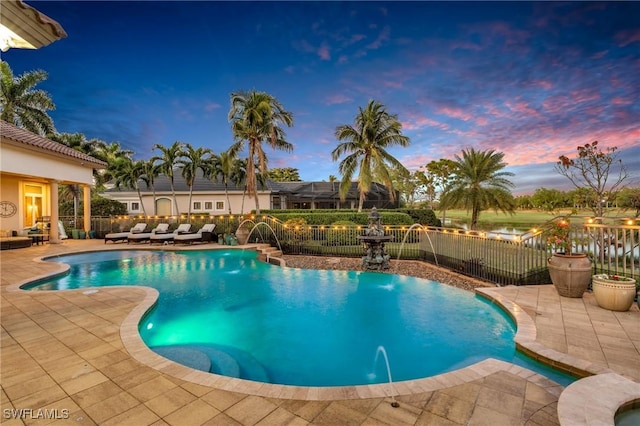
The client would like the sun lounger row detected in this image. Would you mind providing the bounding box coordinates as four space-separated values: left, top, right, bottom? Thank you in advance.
149 223 192 243
104 223 147 243
104 223 216 244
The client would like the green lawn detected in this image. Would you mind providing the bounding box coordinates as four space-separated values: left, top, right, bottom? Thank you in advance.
437 208 631 231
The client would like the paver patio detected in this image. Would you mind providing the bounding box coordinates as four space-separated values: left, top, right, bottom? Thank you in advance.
1 240 638 425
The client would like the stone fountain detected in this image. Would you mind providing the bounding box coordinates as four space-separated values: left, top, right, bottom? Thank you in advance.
357 207 393 270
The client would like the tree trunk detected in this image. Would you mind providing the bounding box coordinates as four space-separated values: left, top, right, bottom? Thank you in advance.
151 184 157 215
136 187 147 217
358 189 365 213
187 186 193 222
170 179 180 216
225 183 232 215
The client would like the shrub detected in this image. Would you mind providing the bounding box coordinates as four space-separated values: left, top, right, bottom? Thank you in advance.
326 221 359 246
268 211 414 226
282 217 309 240
396 208 441 227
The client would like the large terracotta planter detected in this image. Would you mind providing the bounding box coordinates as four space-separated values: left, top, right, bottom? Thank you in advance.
548 253 592 298
592 274 637 311
235 227 250 245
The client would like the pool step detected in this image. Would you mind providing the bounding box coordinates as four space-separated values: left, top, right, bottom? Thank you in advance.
151 344 270 382
152 346 211 372
253 244 283 263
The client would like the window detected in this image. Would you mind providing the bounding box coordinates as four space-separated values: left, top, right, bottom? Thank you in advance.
193 202 202 211
215 201 225 211
130 202 140 212
204 201 213 210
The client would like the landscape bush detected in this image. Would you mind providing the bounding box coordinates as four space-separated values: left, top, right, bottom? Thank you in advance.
326 220 359 246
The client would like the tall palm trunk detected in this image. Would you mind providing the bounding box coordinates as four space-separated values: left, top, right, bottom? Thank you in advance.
241 184 247 215
224 183 232 215
187 186 194 221
248 142 261 214
170 178 180 216
358 189 365 213
136 187 147 217
151 184 157 215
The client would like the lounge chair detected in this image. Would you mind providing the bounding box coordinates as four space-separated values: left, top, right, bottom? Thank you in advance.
104 223 148 243
150 224 192 244
128 223 170 243
174 224 216 244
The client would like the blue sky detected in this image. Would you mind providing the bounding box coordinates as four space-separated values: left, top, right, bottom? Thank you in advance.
5 1 639 195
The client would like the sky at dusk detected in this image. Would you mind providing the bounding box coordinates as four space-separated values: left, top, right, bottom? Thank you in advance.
4 1 639 195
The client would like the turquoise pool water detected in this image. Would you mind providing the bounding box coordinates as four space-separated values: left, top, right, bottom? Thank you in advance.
25 249 576 386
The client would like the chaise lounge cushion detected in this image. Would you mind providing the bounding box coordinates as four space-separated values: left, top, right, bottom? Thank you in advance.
128 223 170 243
150 224 192 243
174 224 216 244
104 223 147 243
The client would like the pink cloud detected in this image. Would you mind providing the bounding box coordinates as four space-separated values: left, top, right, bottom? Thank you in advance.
590 50 608 60
615 29 640 47
437 106 474 122
204 102 221 112
349 34 366 44
569 88 600 104
325 94 353 105
504 100 540 118
531 80 554 90
366 26 390 50
611 97 632 106
318 42 331 60
401 114 449 131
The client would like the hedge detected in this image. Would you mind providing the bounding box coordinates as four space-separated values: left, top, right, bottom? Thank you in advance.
260 208 440 226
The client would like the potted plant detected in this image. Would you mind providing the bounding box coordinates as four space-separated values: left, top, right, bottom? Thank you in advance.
592 274 637 311
545 218 592 298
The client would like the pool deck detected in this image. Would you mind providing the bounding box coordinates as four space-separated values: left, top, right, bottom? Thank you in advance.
1 239 639 425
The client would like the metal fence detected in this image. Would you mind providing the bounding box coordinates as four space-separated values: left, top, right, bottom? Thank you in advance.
68 214 639 287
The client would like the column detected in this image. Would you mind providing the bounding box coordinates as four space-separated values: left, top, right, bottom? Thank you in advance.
49 180 60 243
83 185 91 238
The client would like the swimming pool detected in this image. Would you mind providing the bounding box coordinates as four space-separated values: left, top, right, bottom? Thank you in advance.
25 249 575 386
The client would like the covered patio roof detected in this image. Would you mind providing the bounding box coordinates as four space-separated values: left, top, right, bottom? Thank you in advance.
0 0 67 52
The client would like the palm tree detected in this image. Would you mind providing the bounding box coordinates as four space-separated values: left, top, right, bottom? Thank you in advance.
0 61 55 136
267 167 301 182
228 90 294 214
111 158 149 217
141 159 160 215
210 149 239 215
152 141 185 216
93 141 133 189
439 148 516 230
50 132 108 222
178 144 213 221
332 100 410 212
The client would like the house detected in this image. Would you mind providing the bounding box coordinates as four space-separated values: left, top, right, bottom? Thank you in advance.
100 170 398 216
0 121 107 241
0 3 106 242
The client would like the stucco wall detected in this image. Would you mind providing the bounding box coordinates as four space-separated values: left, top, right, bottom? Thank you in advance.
0 175 21 232
102 191 272 216
1 143 95 184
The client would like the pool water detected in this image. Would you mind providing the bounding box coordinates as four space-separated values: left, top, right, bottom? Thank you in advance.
26 249 576 386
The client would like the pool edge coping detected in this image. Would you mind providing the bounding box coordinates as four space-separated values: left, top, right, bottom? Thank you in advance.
6 245 570 401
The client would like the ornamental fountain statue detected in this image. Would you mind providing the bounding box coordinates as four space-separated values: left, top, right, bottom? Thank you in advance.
357 207 393 270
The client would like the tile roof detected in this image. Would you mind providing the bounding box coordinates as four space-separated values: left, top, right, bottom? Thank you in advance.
0 120 107 168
